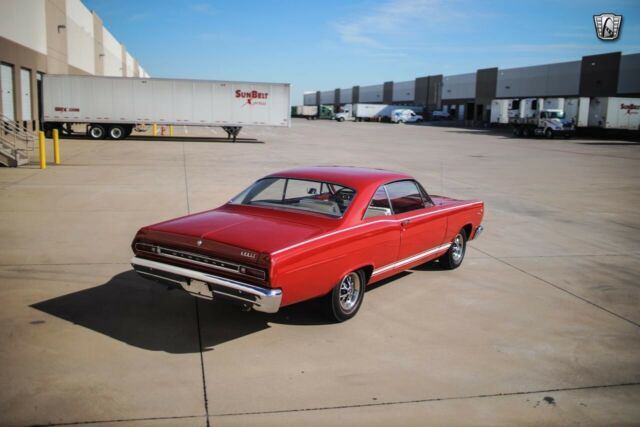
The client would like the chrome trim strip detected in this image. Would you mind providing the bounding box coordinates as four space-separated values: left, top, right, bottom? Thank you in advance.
474 225 484 239
135 243 266 280
272 202 481 256
371 243 452 277
131 256 281 313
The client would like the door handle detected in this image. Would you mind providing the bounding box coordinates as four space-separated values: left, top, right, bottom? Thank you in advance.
401 220 410 227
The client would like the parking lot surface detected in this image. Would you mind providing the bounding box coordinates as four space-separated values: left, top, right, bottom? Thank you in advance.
1 120 639 426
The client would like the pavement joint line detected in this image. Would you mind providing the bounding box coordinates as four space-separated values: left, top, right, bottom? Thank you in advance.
492 253 640 259
474 247 640 329
195 299 211 427
25 414 205 427
0 169 43 190
208 381 640 418
182 140 191 214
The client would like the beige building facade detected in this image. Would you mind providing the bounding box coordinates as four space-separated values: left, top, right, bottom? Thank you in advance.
0 0 148 129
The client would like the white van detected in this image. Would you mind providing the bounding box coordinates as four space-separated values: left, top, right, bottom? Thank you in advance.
391 109 423 123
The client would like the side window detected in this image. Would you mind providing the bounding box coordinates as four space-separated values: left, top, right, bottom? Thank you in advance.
386 181 425 214
363 186 392 219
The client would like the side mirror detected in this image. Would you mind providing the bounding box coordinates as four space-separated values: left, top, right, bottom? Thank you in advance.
307 188 317 195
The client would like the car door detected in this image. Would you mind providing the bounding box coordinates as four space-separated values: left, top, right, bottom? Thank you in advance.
385 180 447 262
361 185 401 270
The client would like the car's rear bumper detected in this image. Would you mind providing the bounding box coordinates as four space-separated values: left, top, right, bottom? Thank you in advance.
473 224 484 240
131 256 282 313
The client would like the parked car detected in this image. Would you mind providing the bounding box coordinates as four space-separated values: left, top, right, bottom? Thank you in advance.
431 110 449 120
131 167 484 321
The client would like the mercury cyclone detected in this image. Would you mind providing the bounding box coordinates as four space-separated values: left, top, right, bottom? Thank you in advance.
131 167 484 321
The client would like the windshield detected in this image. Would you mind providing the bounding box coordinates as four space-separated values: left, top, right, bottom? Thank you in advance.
543 111 565 119
230 177 356 218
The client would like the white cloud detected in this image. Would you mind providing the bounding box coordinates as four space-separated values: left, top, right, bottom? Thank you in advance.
333 0 458 50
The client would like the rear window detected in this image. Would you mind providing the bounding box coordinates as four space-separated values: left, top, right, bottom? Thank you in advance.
385 180 425 214
230 177 356 217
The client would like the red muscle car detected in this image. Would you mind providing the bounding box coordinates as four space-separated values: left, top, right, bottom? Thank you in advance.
131 167 484 321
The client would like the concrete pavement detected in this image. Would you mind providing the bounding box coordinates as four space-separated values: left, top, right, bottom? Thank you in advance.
0 120 639 426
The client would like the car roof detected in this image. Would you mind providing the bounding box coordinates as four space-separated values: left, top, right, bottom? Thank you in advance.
266 166 413 190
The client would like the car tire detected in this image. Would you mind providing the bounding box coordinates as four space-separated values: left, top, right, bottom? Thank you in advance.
438 229 467 270
108 125 126 140
88 125 106 140
544 128 554 139
338 117 344 122
324 269 366 322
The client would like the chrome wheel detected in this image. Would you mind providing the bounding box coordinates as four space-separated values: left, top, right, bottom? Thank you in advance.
451 233 464 263
89 125 105 139
338 272 361 312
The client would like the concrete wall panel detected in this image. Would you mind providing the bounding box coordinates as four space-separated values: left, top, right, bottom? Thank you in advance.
125 52 134 77
359 84 383 103
66 0 95 74
617 53 640 95
497 60 580 98
442 73 476 100
392 80 415 102
339 88 352 104
319 90 333 104
102 28 122 76
303 92 317 105
0 0 47 55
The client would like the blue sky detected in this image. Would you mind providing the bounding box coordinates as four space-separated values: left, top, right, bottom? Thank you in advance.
84 0 640 104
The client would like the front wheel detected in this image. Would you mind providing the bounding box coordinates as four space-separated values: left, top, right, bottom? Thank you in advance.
544 128 554 139
324 270 366 322
438 229 467 270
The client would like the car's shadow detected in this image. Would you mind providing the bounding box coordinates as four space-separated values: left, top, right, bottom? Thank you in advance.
31 268 424 354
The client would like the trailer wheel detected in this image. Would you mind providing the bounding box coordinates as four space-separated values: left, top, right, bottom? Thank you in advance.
522 127 531 138
544 128 554 139
512 127 521 137
108 125 126 140
88 125 106 140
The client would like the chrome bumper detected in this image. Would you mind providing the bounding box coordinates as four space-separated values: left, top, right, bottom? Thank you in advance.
473 225 484 240
131 256 282 313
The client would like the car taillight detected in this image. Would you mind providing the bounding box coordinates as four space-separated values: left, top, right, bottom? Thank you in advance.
239 266 266 280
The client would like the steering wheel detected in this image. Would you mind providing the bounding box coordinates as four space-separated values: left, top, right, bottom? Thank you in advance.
332 188 354 206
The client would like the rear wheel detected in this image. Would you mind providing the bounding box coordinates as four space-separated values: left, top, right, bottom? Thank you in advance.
438 229 467 270
108 125 126 140
522 127 531 138
512 127 521 137
88 124 106 140
324 270 366 322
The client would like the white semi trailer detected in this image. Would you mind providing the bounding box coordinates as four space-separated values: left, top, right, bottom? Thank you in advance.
42 75 290 141
587 97 640 130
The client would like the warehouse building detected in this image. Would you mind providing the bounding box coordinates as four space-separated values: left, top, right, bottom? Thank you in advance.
305 51 640 122
0 0 148 130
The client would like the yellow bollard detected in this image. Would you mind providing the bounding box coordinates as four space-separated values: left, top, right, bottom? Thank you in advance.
152 123 157 136
53 129 61 164
169 125 173 137
38 131 46 169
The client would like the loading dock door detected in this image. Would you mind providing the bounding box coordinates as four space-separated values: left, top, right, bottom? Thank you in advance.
1 63 15 120
21 68 32 121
